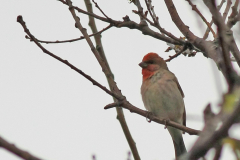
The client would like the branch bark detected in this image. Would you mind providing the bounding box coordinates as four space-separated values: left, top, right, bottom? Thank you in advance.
0 136 42 160
183 88 240 159
84 0 141 159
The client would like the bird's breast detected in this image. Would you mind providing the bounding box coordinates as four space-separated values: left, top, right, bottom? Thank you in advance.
141 71 184 123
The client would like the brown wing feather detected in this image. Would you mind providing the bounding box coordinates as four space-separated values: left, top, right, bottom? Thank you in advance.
173 77 186 129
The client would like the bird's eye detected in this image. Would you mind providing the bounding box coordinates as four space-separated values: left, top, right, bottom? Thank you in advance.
148 60 154 64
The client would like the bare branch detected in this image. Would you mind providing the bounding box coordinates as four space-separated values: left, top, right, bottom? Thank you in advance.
185 90 240 159
104 101 200 135
203 0 225 39
164 0 200 44
213 143 223 160
17 15 122 101
84 0 141 159
58 0 183 45
163 0 235 84
230 38 240 67
130 0 144 21
223 0 232 21
105 101 123 108
227 0 240 28
203 0 239 91
35 24 112 44
91 0 111 20
132 9 185 45
145 0 156 22
165 44 188 62
0 136 42 160
186 0 216 38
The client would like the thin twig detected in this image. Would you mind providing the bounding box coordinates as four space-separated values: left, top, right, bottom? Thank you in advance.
58 0 183 45
165 45 188 62
227 12 240 28
144 0 157 23
105 101 123 108
35 25 112 44
17 15 122 101
91 0 110 20
142 0 186 44
229 0 239 19
203 0 225 39
186 0 216 38
131 0 144 21
132 9 185 44
0 136 42 160
227 0 240 28
222 0 232 21
164 0 198 43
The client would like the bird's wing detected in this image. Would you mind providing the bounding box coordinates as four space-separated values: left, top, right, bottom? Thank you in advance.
173 77 186 128
173 77 184 98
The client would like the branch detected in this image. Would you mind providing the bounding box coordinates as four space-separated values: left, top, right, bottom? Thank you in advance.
59 0 109 22
58 0 182 45
213 143 223 160
203 0 225 39
145 0 157 22
84 0 141 159
186 0 216 38
185 89 240 159
130 0 144 21
222 0 232 21
164 0 198 44
132 9 185 45
17 15 122 101
91 0 110 20
104 101 200 135
35 24 112 44
227 12 240 28
165 44 188 62
163 0 226 74
203 0 239 91
230 38 240 67
0 136 42 160
227 0 240 28
72 5 182 45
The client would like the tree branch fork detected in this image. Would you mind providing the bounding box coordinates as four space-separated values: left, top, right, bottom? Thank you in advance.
17 14 199 136
13 0 240 159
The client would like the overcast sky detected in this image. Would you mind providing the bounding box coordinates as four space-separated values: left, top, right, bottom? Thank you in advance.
1 0 240 160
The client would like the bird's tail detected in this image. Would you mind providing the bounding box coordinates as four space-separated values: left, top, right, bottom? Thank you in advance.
167 126 187 159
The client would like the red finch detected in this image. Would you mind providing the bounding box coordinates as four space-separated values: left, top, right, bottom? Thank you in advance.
139 52 186 158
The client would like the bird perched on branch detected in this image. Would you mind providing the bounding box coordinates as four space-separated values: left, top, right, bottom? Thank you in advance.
139 52 187 159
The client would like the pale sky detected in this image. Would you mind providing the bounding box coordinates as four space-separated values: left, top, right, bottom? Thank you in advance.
1 0 240 160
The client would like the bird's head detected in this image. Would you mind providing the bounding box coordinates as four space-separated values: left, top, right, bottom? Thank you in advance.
139 52 168 80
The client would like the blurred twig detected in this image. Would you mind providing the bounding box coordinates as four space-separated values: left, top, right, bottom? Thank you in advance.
0 136 42 160
186 0 216 38
203 0 225 39
223 0 232 21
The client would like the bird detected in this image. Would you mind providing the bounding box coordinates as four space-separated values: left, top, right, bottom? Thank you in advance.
139 52 187 158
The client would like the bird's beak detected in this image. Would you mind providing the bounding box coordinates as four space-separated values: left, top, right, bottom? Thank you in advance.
139 62 148 68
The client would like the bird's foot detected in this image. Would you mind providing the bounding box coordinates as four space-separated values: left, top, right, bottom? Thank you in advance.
163 119 170 129
146 111 153 123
